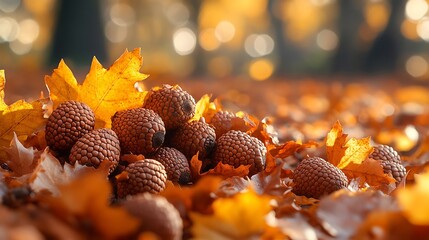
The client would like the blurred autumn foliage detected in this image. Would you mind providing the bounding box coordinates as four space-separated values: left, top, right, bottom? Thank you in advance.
1 49 429 239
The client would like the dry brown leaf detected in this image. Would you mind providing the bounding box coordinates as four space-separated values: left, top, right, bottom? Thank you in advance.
317 189 398 239
270 140 318 159
45 48 148 128
4 133 38 176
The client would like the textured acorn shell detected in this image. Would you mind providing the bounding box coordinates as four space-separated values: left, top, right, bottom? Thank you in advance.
370 145 401 164
45 101 95 152
69 128 120 173
292 157 348 199
123 193 183 240
379 161 406 183
167 121 216 159
151 147 191 184
111 108 165 155
214 130 267 176
143 84 196 130
210 111 235 139
117 159 167 198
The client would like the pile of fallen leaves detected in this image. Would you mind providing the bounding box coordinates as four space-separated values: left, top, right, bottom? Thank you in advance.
1 49 429 239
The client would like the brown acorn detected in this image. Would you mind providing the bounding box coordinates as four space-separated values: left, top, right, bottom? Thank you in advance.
122 193 183 240
370 145 406 183
167 120 216 159
151 147 191 184
111 108 165 155
143 84 196 129
69 128 120 173
292 157 348 199
117 159 167 198
214 130 266 176
210 110 235 139
45 100 95 152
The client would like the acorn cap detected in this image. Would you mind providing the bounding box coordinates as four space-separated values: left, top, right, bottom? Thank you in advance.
143 85 196 130
210 110 235 139
167 121 216 159
45 100 95 152
292 157 348 199
214 130 267 176
117 159 167 198
111 108 165 155
69 128 120 173
369 145 401 164
151 147 191 184
122 193 183 240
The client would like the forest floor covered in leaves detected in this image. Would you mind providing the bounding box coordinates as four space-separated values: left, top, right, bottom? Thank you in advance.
1 50 429 239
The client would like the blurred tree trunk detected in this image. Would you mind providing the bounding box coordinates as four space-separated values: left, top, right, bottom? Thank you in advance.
49 0 107 67
268 0 301 76
185 0 204 77
363 0 406 74
331 0 364 74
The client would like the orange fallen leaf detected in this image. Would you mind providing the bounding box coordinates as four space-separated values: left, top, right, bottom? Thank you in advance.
191 94 216 122
46 172 139 239
45 48 148 128
270 140 318 159
190 189 273 239
397 169 429 225
341 158 396 186
325 121 348 167
0 70 6 110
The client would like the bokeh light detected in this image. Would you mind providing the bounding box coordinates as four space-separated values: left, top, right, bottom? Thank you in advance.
316 29 338 51
105 20 127 43
416 18 429 41
9 40 32 55
215 21 236 43
165 2 190 26
0 17 19 42
249 59 274 81
0 0 21 13
406 55 428 78
244 34 275 57
110 3 136 27
173 27 196 56
199 28 220 51
17 19 39 44
405 0 428 22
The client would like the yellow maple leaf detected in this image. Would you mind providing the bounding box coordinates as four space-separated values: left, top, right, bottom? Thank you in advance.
0 70 6 110
191 94 212 121
190 190 272 239
0 71 46 160
45 48 148 128
325 121 373 169
397 169 429 225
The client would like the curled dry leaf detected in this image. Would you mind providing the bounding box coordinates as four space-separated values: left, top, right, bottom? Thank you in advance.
190 189 273 239
4 133 38 176
341 158 396 186
190 153 251 181
45 48 148 128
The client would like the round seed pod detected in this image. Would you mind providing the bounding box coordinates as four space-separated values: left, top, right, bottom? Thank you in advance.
122 193 183 240
117 159 167 198
167 121 216 159
292 157 348 199
214 130 267 176
210 110 235 139
370 145 405 183
111 108 165 155
143 85 196 129
69 128 120 173
45 101 95 152
369 145 401 164
151 147 191 184
379 161 406 183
